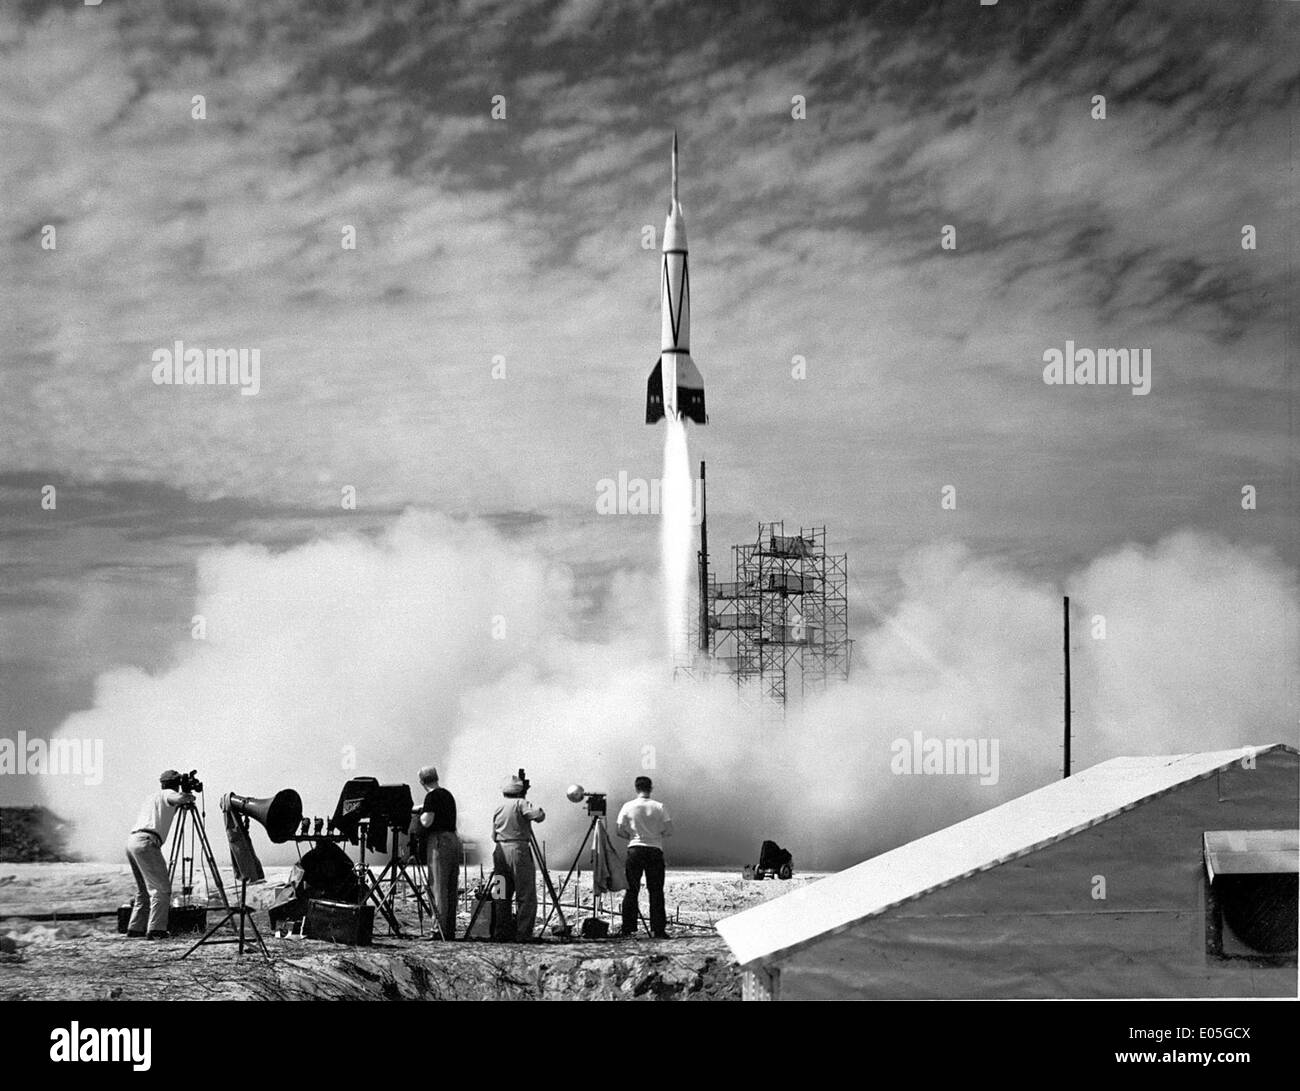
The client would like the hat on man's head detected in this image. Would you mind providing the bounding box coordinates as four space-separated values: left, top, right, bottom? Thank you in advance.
418 765 439 786
501 774 526 797
159 769 182 787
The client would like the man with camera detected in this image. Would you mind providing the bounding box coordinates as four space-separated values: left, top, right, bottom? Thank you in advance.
492 771 545 942
615 776 673 939
414 765 458 940
124 769 194 939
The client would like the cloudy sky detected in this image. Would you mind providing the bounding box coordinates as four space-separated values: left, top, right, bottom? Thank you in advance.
2 0 1296 830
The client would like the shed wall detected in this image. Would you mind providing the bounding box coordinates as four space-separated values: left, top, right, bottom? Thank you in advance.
774 753 1297 999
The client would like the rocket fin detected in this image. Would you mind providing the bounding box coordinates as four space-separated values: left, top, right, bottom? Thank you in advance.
646 359 665 424
676 354 707 424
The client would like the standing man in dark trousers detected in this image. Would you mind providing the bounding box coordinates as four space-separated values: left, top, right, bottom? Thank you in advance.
615 776 673 938
416 766 458 940
492 772 545 941
124 770 193 939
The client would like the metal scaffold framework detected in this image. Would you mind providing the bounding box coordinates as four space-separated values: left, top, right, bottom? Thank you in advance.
703 521 852 708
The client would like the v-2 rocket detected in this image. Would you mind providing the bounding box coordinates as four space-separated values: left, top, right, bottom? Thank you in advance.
646 133 707 425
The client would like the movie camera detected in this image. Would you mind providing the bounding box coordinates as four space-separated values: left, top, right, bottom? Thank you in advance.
325 777 432 938
565 784 607 816
330 777 414 853
178 769 204 794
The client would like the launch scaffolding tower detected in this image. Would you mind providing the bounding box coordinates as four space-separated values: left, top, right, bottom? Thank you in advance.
704 522 852 708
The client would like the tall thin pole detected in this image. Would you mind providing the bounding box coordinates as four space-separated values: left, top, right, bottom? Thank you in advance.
1063 595 1072 779
698 461 709 653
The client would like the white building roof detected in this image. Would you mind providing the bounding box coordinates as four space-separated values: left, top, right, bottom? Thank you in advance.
716 743 1296 967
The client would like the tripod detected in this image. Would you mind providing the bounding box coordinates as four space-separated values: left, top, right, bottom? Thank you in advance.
541 812 650 937
181 811 269 961
167 798 230 912
372 824 444 939
351 820 442 938
465 830 571 941
541 812 603 932
529 828 570 938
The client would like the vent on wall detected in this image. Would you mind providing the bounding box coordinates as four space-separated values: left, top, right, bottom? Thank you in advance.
1203 829 1298 962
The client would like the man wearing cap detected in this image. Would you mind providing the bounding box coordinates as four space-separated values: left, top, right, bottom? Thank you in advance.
492 773 545 941
416 766 458 940
124 770 193 939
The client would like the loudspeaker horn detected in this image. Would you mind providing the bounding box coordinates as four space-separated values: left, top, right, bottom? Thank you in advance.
223 789 303 843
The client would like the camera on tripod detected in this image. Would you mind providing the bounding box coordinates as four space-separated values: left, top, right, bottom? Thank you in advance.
179 770 203 794
330 777 414 853
565 784 606 816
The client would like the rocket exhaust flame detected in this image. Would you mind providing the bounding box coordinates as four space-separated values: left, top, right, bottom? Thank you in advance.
661 416 692 658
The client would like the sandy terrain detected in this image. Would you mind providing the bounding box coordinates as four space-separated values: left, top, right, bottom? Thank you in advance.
0 862 821 1001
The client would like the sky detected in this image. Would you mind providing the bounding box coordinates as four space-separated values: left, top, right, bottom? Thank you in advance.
1 0 1296 862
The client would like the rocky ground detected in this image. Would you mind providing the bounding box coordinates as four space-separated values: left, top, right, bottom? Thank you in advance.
0 862 820 1001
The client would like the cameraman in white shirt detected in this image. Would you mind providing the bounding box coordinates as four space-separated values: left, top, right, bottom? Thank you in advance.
124 769 193 939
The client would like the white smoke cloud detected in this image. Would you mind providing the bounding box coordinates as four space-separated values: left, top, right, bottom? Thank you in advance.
44 514 1298 869
1070 531 1300 757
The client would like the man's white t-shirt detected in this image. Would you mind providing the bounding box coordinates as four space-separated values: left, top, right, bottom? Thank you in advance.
616 797 673 850
133 789 184 841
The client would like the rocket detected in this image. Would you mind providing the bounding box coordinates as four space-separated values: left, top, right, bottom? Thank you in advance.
646 133 707 425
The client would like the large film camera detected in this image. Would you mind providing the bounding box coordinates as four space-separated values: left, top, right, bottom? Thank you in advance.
179 769 204 794
330 777 414 853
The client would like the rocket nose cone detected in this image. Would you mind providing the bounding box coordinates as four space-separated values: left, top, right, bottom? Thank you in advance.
671 132 679 204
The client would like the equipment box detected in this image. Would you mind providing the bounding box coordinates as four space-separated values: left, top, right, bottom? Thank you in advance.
169 905 209 935
304 899 374 946
465 895 514 942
